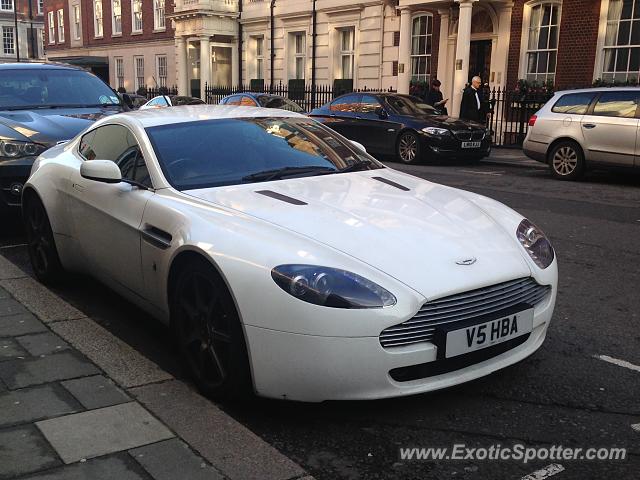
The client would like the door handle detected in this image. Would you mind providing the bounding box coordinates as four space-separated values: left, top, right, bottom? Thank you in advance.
583 123 596 129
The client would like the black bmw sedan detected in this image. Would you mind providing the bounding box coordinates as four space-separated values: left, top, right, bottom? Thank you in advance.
309 93 491 164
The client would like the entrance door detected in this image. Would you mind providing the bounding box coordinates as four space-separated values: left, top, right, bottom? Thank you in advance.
212 47 232 87
469 40 492 84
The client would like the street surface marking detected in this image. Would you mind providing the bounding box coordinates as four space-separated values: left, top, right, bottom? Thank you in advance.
595 354 640 373
459 169 504 176
520 463 565 480
631 423 640 433
0 243 27 249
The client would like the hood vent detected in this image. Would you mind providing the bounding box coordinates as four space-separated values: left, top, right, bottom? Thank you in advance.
372 177 410 191
256 190 307 205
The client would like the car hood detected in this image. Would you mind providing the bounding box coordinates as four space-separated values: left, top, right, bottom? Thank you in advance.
185 169 531 298
0 107 120 145
404 114 486 130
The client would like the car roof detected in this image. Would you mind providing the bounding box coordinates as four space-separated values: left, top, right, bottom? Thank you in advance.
554 86 640 95
0 62 83 71
111 104 306 128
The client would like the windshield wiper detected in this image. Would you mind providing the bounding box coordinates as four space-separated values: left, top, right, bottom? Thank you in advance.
338 159 374 173
242 166 336 183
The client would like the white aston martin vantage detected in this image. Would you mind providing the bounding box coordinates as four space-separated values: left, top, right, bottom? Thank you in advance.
23 105 557 402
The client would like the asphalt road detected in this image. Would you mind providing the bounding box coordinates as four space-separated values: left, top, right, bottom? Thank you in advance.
2 155 640 480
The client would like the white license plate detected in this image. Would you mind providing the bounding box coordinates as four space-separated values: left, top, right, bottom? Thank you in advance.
461 141 481 148
445 309 533 358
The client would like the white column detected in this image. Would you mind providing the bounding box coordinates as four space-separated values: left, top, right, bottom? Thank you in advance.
200 36 211 101
232 39 239 86
494 2 514 88
450 0 477 118
436 9 450 91
397 7 412 95
177 37 188 96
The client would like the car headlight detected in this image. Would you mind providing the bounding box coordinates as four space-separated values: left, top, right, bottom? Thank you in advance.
0 140 47 160
516 219 554 269
271 265 396 309
422 127 450 136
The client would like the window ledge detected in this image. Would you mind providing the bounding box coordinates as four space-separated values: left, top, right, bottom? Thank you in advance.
152 28 166 33
112 33 122 37
94 35 103 39
131 31 143 35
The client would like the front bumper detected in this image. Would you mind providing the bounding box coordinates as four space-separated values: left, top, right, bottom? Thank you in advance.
421 133 492 159
0 157 35 209
245 286 555 402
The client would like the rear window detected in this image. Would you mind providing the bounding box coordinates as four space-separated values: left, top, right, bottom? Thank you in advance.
551 92 597 115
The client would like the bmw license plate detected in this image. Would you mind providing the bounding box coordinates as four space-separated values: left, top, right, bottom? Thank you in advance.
445 309 533 358
461 141 481 149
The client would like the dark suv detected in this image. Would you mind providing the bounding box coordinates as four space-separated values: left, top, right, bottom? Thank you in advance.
0 63 125 212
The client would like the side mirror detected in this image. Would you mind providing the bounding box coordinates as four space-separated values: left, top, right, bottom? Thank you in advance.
80 160 122 184
374 106 388 119
350 140 367 153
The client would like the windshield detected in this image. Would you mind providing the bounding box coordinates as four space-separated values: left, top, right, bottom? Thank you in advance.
385 95 437 116
257 96 305 113
147 117 382 190
0 68 122 110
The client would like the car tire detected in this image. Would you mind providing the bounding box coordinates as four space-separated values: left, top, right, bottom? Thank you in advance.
548 141 585 180
397 131 421 164
23 195 65 285
170 257 253 401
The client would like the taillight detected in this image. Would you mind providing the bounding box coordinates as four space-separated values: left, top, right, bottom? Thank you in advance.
528 115 537 127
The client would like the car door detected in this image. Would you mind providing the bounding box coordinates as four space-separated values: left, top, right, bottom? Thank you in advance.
321 94 362 141
68 124 154 294
355 95 399 155
580 90 640 166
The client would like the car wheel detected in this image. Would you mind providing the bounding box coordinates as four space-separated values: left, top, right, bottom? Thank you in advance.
397 131 421 164
549 141 584 180
23 195 64 284
171 258 252 401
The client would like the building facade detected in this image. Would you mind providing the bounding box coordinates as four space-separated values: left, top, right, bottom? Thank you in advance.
44 0 176 92
0 0 45 63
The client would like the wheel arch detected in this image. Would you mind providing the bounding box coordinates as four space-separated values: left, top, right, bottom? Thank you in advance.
546 137 586 165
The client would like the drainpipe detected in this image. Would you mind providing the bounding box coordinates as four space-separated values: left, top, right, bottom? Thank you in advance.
238 0 243 86
311 0 316 108
27 0 35 59
13 0 20 62
270 0 275 92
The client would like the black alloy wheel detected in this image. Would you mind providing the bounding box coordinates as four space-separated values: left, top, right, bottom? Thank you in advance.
23 196 64 284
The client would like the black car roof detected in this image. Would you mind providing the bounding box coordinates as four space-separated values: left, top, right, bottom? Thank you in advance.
0 62 84 71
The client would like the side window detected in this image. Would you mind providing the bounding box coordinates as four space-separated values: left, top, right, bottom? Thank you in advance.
551 93 596 115
360 95 382 114
79 130 97 160
225 95 242 106
82 125 152 188
329 94 361 113
240 96 258 106
592 91 639 118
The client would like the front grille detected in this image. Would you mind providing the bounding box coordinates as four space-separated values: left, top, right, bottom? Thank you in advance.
379 278 551 348
453 130 485 141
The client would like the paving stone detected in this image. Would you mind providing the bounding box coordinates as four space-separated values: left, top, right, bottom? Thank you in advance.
16 332 70 356
20 453 150 480
36 401 174 464
0 425 61 479
0 255 28 280
0 350 99 390
0 337 28 361
61 375 130 410
0 288 9 299
0 277 85 323
0 383 82 428
130 438 225 480
130 380 307 480
0 313 47 337
0 298 28 317
50 319 172 389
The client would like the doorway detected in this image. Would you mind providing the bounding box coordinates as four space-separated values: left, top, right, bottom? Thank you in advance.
469 40 492 84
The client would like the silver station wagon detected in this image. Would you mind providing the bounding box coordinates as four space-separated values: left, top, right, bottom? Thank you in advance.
523 87 640 180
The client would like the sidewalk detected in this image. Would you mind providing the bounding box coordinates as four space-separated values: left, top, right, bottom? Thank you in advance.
0 255 312 480
481 148 546 169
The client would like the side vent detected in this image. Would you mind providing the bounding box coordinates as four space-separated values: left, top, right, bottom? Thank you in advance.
256 190 307 205
372 177 410 191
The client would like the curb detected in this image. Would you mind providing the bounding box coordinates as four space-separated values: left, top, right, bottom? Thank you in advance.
0 254 313 480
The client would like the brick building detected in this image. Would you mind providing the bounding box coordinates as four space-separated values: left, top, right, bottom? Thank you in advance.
0 0 45 62
44 0 176 92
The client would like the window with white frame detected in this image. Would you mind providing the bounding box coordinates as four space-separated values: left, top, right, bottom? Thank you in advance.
291 32 305 80
339 27 355 79
523 2 560 84
132 0 143 33
0 0 13 11
410 14 433 83
57 9 65 42
255 36 264 80
112 0 122 35
2 26 14 55
38 0 43 14
154 0 165 30
73 5 80 40
156 55 167 87
602 0 640 82
94 0 103 37
115 57 124 90
48 11 55 43
134 56 145 91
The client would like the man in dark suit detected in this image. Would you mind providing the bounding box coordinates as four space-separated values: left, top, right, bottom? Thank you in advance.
459 76 483 123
